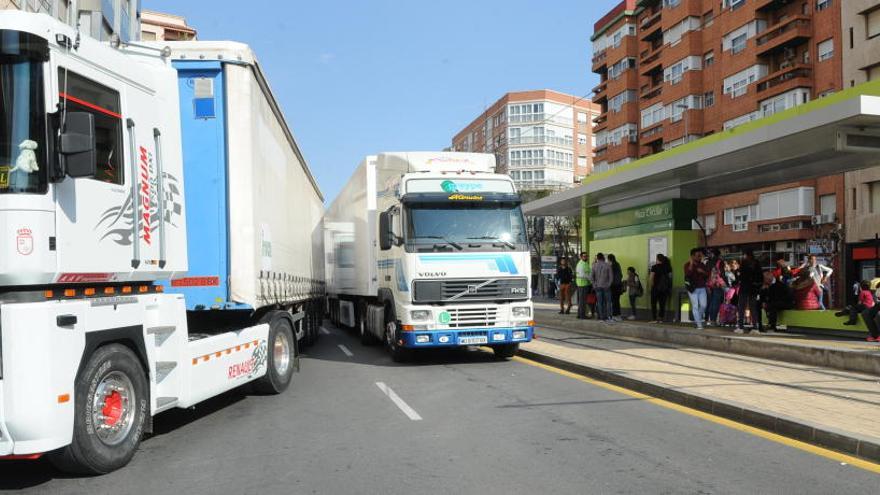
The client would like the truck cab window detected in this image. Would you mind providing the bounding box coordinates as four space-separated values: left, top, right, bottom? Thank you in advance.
57 69 123 185
0 35 48 194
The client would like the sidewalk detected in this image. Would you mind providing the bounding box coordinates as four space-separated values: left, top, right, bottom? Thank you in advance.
533 302 880 376
521 320 880 462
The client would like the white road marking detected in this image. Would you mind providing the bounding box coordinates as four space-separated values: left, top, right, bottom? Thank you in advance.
338 344 354 357
320 327 330 335
375 382 423 421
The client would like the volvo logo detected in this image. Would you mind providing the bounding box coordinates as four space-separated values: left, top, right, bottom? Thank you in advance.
510 287 526 294
467 285 478 294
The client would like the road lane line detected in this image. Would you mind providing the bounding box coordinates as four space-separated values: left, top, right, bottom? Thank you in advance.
338 344 354 357
375 382 422 421
513 355 880 475
320 327 330 335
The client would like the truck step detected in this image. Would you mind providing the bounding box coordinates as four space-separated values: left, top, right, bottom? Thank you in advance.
147 326 177 346
155 397 178 410
154 361 178 382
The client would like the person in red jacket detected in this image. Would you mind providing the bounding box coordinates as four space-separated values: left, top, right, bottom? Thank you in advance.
791 271 822 310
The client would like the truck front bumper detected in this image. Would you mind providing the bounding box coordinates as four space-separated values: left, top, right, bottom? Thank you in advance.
400 326 534 348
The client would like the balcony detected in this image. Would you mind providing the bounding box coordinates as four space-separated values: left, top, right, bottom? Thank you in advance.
592 49 607 67
641 124 664 143
640 9 662 36
756 16 812 57
756 63 813 95
640 44 663 67
509 135 575 147
593 80 608 96
755 0 795 12
640 57 663 77
640 84 663 101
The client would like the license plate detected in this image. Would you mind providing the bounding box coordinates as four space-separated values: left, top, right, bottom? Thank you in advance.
459 336 488 345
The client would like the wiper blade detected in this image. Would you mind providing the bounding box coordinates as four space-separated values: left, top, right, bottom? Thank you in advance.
411 235 463 250
466 236 516 249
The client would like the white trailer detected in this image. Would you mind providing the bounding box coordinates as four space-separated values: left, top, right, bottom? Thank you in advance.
0 12 323 473
325 152 534 362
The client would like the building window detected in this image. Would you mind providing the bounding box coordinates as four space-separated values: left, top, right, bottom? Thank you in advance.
704 50 715 67
578 133 587 145
703 10 715 28
704 91 715 107
730 33 747 54
867 64 880 82
757 187 815 220
867 7 880 39
819 194 836 217
724 206 757 232
663 0 681 8
817 38 834 61
578 156 587 168
871 182 880 213
816 0 832 12
577 112 588 124
724 0 746 10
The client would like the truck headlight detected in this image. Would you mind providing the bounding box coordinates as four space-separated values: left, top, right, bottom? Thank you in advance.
512 330 526 340
410 310 432 322
512 307 531 318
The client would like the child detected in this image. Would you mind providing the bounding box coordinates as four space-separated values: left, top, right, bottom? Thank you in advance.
625 267 643 320
837 281 875 325
759 271 792 332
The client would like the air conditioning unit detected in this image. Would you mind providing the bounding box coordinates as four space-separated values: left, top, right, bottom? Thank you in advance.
812 214 835 225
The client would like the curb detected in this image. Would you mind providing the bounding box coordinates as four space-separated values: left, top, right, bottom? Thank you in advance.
536 312 880 377
518 347 880 464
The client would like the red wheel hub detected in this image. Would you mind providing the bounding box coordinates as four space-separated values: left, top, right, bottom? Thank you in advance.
102 390 123 426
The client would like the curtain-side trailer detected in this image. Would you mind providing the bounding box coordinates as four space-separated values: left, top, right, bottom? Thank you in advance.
325 152 534 362
0 13 323 474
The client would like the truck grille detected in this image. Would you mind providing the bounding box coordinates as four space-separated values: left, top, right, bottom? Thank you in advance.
412 278 529 303
447 307 497 328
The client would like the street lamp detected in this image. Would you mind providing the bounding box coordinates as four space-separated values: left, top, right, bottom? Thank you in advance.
676 103 689 144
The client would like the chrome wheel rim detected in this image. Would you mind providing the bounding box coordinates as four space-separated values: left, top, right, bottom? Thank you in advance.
92 371 136 446
273 330 291 376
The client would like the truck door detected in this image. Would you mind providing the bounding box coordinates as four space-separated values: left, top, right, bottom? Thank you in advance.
54 66 158 280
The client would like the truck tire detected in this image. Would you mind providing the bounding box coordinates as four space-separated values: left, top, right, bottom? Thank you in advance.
359 310 376 346
492 343 519 360
49 344 149 474
253 315 297 394
302 307 316 347
384 319 411 363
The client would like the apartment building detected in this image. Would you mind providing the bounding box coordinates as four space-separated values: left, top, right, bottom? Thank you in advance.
2 0 140 42
451 90 600 191
141 10 197 41
592 0 842 170
842 1 880 285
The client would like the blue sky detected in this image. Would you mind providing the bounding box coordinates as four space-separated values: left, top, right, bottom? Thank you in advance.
147 0 620 203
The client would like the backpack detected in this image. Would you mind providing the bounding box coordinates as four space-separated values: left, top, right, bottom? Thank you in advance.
718 303 738 325
635 276 644 297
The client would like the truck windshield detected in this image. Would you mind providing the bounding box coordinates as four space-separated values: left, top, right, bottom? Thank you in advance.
405 203 527 251
0 33 48 194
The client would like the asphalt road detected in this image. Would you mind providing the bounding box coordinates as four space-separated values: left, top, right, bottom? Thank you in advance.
1 322 878 494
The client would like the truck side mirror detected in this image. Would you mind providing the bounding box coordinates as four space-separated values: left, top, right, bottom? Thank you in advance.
60 112 97 179
379 211 393 250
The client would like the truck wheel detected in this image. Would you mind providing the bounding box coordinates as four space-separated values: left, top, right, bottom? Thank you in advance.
253 315 296 394
384 320 411 363
359 312 376 346
49 344 149 474
302 308 316 347
492 343 519 360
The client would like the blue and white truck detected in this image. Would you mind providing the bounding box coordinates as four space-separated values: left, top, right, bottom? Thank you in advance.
0 13 323 473
324 152 534 361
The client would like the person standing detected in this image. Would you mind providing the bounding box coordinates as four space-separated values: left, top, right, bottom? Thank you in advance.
705 249 726 326
760 270 791 332
798 255 833 310
625 267 643 320
556 258 574 314
608 254 624 321
684 248 709 330
736 249 763 334
650 254 672 323
591 253 613 322
575 251 592 320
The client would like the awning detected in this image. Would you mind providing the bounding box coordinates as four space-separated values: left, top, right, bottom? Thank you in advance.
524 82 880 216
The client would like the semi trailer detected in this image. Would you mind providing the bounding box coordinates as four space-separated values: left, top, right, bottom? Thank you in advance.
0 12 323 473
324 152 534 362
